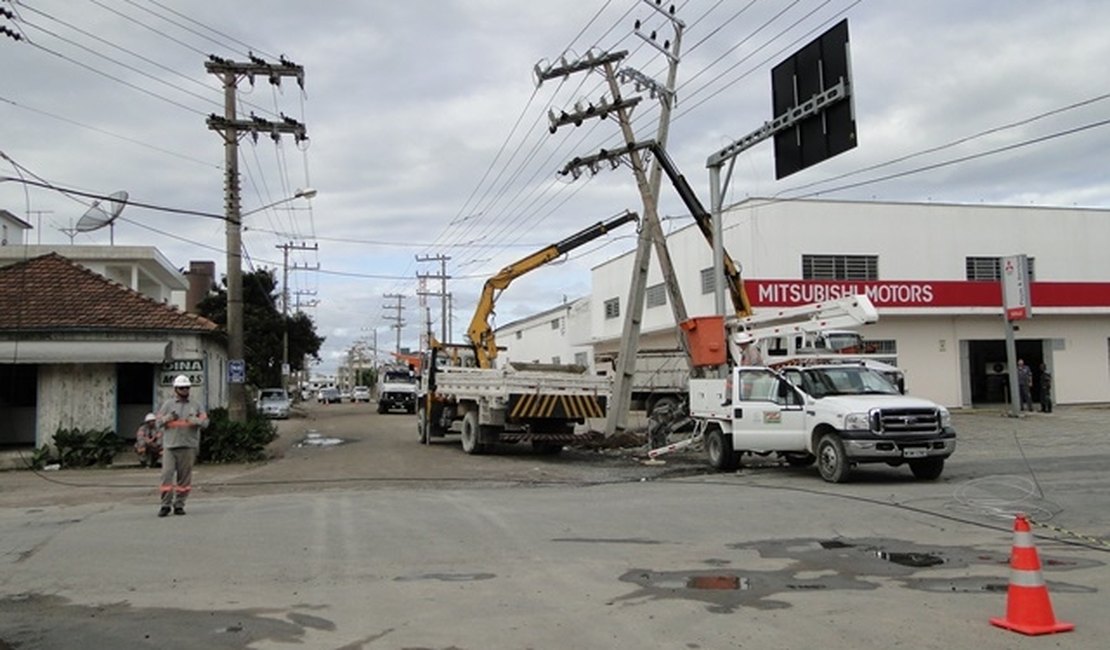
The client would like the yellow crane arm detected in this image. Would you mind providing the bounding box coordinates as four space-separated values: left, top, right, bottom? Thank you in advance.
467 211 638 368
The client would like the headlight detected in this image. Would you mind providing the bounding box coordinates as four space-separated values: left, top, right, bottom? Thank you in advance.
844 412 871 431
939 407 952 429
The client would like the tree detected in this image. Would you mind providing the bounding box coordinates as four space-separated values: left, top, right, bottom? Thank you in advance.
196 268 325 388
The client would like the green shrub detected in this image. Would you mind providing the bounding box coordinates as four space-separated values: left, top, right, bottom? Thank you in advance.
45 427 124 468
199 407 278 463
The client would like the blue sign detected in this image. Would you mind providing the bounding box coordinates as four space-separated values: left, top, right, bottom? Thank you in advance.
228 359 246 384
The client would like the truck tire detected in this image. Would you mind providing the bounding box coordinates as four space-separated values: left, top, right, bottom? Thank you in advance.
909 457 945 480
377 402 387 414
816 434 851 483
706 426 740 471
417 406 429 443
460 410 485 455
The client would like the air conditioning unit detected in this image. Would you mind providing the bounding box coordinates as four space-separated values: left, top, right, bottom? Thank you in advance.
984 362 1007 375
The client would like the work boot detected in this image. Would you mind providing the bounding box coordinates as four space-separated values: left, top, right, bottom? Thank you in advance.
173 506 186 516
158 506 171 517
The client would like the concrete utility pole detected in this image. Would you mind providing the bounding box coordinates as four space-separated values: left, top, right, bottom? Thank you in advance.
537 2 688 436
416 254 451 344
383 293 406 354
277 241 318 394
205 54 306 422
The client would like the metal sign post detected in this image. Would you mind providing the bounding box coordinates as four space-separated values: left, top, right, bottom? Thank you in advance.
1001 255 1031 417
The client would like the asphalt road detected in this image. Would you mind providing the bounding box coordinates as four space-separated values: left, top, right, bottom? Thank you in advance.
1 401 1107 649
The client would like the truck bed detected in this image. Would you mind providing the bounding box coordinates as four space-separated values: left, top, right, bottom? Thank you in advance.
435 365 611 398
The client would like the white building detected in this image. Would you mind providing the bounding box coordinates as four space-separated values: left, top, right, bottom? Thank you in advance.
0 244 188 308
0 210 32 247
504 198 1110 409
496 297 594 368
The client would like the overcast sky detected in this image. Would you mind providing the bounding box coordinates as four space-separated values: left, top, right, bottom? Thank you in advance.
3 0 1109 375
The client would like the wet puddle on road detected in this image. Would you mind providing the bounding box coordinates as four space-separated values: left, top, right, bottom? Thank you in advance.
294 431 345 448
611 537 1102 612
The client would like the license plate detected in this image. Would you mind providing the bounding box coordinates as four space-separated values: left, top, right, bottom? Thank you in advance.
903 448 928 458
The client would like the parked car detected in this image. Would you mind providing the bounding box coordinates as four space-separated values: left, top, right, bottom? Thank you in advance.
256 388 291 419
319 387 342 404
352 386 371 403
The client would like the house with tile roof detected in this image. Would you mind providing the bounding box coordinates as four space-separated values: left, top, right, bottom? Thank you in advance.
0 253 227 450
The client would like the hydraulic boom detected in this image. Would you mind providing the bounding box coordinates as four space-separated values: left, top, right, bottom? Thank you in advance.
467 211 638 369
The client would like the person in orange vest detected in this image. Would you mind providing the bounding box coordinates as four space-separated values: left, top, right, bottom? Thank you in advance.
133 412 162 468
154 374 209 517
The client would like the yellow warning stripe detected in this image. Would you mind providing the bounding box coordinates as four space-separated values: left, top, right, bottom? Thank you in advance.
509 393 605 419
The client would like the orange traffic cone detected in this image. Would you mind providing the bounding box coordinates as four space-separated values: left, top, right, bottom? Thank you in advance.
990 513 1074 635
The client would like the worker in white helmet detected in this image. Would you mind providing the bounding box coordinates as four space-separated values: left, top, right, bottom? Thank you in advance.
735 331 763 366
154 374 209 517
133 412 162 468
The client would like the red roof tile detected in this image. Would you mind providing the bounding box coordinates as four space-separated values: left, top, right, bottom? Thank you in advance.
0 253 219 332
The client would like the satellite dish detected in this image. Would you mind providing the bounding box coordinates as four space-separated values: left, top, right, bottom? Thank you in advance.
74 190 128 244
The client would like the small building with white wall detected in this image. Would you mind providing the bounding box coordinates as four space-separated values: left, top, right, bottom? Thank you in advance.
504 198 1110 409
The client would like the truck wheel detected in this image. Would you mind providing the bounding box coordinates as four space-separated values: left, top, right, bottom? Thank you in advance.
705 426 739 471
816 434 851 483
417 406 429 443
377 402 387 414
460 410 485 455
909 457 945 480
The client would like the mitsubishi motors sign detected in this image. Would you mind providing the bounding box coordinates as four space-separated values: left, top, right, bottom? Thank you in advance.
1001 255 1031 321
747 278 1110 309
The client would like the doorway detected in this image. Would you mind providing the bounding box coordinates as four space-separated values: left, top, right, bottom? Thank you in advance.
967 339 1043 405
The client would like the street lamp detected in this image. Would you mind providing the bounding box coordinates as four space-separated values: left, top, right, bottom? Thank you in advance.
227 187 316 422
242 187 317 217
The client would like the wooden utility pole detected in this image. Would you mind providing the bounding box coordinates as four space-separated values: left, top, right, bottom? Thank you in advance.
205 54 306 421
537 2 688 436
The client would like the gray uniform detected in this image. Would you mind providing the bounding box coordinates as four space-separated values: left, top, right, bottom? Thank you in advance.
156 396 209 509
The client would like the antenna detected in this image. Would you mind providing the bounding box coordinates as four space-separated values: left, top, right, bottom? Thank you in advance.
74 190 128 244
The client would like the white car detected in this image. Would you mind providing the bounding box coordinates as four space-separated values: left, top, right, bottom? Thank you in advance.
257 388 291 419
352 386 371 403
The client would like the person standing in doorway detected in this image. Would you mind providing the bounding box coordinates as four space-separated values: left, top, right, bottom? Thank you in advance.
155 374 208 517
1017 359 1034 412
1039 363 1053 413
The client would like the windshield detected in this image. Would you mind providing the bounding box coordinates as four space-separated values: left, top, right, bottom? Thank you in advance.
804 367 900 397
259 389 287 401
384 371 415 383
823 331 865 352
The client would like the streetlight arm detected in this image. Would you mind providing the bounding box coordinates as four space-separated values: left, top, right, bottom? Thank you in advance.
241 187 316 217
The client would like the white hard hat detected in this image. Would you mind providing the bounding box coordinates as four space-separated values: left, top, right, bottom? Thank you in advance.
144 412 156 422
173 374 191 388
734 331 755 344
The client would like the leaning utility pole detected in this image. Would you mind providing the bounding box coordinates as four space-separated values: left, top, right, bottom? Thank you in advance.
382 293 406 354
537 1 688 436
206 53 306 422
277 241 318 394
415 254 451 344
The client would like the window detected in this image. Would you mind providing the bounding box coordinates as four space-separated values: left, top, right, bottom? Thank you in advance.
700 267 716 295
574 351 588 367
604 297 620 319
646 283 667 308
965 256 1036 281
551 356 561 365
515 331 522 340
802 255 878 280
551 318 560 330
